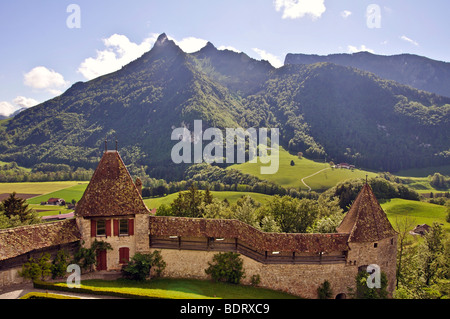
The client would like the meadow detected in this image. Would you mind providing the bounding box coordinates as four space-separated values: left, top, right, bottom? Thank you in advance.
228 147 378 191
381 198 449 233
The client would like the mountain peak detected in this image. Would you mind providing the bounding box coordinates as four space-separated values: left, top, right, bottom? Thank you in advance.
155 33 169 46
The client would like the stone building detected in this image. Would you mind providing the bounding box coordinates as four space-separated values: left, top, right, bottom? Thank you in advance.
0 150 398 298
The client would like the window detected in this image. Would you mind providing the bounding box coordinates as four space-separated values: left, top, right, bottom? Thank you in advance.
374 243 378 248
97 220 106 236
119 219 129 235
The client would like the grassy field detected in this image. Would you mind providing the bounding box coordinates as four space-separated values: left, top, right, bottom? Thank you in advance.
144 191 273 210
49 278 299 299
228 147 377 191
0 181 86 195
26 183 88 205
381 198 449 233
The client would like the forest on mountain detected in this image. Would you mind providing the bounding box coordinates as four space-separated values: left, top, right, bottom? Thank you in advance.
0 33 448 181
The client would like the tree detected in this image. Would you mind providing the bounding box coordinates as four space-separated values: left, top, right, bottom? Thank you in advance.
353 270 389 299
205 252 245 284
0 192 40 225
317 280 333 299
393 216 416 288
263 195 318 233
417 222 446 286
51 250 70 279
73 239 112 272
231 195 261 228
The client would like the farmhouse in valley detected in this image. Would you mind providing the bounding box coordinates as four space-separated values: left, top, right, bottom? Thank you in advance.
0 149 398 299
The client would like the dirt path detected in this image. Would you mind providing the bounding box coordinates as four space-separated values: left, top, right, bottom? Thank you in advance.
300 167 331 191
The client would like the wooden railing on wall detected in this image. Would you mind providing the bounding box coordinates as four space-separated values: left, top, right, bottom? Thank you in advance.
149 235 346 265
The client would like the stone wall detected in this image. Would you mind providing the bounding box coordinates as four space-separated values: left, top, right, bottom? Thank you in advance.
152 248 358 299
347 236 398 295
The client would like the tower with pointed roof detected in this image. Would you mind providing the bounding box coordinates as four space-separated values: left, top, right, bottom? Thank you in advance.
75 149 151 271
337 182 398 295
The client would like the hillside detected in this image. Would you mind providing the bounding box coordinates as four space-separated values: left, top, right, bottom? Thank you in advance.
0 33 448 179
228 146 377 192
285 51 450 97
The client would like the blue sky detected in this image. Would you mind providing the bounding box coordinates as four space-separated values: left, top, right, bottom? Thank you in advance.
1 0 449 116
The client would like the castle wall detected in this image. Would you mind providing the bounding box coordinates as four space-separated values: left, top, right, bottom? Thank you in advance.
0 242 79 288
347 236 398 295
152 248 358 299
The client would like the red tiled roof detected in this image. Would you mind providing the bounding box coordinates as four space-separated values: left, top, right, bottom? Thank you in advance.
75 151 149 217
149 216 349 253
0 219 81 261
337 183 397 242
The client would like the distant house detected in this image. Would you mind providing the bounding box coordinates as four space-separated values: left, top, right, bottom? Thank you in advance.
46 198 66 206
410 224 431 236
336 163 355 170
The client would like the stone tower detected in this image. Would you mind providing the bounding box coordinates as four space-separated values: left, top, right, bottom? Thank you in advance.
337 182 398 295
74 150 150 271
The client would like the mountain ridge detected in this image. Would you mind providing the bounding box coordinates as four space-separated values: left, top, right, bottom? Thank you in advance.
0 33 448 178
285 51 450 97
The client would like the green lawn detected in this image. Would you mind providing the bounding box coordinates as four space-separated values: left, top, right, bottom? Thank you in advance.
50 278 299 299
228 147 377 191
144 191 273 210
381 198 449 232
26 183 88 205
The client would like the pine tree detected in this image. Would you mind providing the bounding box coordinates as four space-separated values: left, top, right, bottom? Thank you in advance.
0 192 40 224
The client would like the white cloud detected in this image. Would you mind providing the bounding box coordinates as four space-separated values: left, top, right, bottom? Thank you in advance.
0 101 15 117
347 45 375 54
78 33 159 80
341 10 352 19
13 96 38 109
252 48 283 68
0 96 38 117
274 0 326 20
400 35 419 46
24 66 69 95
171 36 208 53
218 45 241 53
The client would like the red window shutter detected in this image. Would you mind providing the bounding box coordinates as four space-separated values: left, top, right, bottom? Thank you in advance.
128 219 134 236
105 219 111 237
119 247 130 264
113 219 119 236
91 220 97 237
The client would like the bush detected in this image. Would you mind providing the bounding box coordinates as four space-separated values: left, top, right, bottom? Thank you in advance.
250 274 261 286
121 251 166 281
19 253 52 282
51 250 70 279
317 280 333 299
205 252 245 284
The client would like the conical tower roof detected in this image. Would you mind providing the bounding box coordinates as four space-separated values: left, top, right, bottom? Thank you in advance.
75 151 149 217
337 183 397 242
